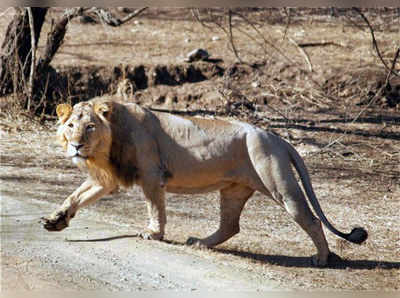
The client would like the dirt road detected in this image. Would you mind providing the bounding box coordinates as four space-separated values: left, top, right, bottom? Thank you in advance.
2 194 279 291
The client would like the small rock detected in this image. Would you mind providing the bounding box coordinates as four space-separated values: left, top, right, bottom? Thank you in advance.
184 38 191 43
212 36 220 41
251 81 260 88
184 48 210 62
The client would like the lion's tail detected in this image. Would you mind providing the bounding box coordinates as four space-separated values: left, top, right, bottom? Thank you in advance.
285 140 368 244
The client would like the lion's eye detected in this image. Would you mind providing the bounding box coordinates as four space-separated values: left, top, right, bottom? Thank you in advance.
68 123 73 128
86 124 95 131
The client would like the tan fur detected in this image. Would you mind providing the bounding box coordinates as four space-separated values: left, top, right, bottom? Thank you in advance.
42 97 367 266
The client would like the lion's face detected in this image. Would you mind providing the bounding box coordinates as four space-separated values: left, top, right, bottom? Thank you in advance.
56 101 113 167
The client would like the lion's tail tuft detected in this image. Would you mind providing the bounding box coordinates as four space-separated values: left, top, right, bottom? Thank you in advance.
284 139 368 245
345 227 368 244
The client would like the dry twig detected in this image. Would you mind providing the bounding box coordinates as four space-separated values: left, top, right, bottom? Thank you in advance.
91 7 148 26
352 7 399 77
232 10 295 65
288 37 313 72
298 41 344 48
384 47 400 87
27 7 35 110
190 8 214 29
312 85 386 155
205 9 244 64
282 7 291 40
228 9 243 64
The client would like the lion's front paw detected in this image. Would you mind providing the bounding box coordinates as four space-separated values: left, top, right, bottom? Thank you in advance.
186 237 209 249
139 230 164 241
41 211 69 232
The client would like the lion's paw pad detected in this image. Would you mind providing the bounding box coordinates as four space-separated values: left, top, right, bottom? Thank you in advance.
41 213 68 232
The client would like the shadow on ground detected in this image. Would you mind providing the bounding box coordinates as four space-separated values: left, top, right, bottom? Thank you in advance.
214 248 400 270
65 234 400 270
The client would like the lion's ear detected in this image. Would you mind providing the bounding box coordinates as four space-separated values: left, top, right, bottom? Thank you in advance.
56 104 72 124
94 101 113 121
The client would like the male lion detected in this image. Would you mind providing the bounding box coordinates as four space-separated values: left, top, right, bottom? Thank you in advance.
42 97 367 266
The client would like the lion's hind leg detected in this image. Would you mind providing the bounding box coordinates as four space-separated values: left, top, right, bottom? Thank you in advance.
247 134 331 266
258 169 330 266
186 184 254 248
271 158 331 266
281 192 331 267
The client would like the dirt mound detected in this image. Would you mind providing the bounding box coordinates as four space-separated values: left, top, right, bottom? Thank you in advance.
323 67 400 108
14 59 397 118
34 62 224 113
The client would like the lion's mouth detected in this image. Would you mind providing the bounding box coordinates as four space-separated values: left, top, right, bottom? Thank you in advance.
72 154 89 167
72 153 88 160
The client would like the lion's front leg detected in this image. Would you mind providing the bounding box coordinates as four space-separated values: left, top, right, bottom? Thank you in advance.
139 174 166 241
42 179 114 231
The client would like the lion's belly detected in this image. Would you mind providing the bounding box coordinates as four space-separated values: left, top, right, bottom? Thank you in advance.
165 161 234 189
163 154 256 194
165 181 233 194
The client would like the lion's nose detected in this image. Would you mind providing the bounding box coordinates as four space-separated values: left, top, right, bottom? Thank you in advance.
71 143 84 150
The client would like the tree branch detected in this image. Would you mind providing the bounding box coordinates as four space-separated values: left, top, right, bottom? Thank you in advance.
37 10 72 72
228 9 243 64
27 7 36 110
282 7 291 40
288 37 313 72
190 8 214 29
352 7 399 77
232 10 295 65
92 7 148 27
385 47 400 86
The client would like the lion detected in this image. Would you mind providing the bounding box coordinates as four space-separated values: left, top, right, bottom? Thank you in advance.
42 97 367 266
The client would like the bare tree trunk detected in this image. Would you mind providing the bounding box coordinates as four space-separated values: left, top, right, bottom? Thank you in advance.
0 7 147 115
0 7 47 96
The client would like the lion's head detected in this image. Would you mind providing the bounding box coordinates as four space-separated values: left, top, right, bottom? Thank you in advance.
56 100 114 169
56 99 138 187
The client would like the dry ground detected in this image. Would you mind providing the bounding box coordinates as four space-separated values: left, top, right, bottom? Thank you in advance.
1 8 399 291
